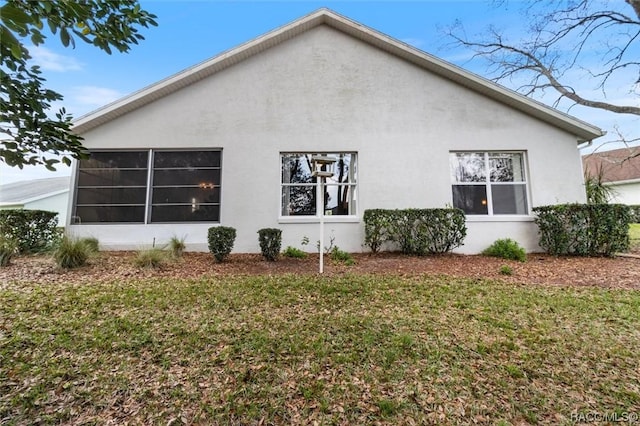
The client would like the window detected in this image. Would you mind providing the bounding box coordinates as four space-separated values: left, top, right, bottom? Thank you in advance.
281 153 357 217
74 150 221 223
450 152 528 215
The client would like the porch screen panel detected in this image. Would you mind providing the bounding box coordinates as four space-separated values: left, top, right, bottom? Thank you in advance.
150 150 221 222
74 151 148 223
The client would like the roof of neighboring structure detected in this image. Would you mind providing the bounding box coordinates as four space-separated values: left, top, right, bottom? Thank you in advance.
583 147 640 184
0 176 70 205
73 8 603 142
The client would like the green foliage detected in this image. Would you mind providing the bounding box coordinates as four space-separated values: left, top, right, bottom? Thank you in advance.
0 209 59 253
533 204 632 256
329 247 355 265
0 236 17 267
628 205 640 223
282 246 308 259
168 236 186 258
0 1 157 169
363 208 467 255
483 238 527 262
133 248 166 268
257 228 282 261
499 265 513 276
53 237 91 269
584 166 616 204
208 226 236 262
81 237 100 253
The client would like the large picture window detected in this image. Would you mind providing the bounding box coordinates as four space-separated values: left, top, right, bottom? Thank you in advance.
74 150 221 223
450 152 528 215
281 153 357 217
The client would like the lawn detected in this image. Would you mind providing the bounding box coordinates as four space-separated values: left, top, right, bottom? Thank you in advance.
630 223 640 250
1 275 639 425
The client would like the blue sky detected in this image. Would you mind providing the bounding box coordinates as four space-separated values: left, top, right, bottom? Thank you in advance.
2 0 638 183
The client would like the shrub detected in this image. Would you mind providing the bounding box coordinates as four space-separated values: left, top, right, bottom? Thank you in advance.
364 208 467 255
0 209 59 253
499 265 513 276
208 226 236 262
133 248 166 268
257 228 282 261
0 236 17 267
533 204 632 256
169 236 186 258
330 247 355 265
629 205 640 223
283 246 307 259
483 238 527 262
53 237 91 269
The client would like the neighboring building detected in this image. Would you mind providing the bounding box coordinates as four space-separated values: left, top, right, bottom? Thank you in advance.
583 147 640 205
67 9 602 253
0 177 71 226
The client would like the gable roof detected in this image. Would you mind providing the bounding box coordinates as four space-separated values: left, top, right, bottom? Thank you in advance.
0 177 70 206
73 8 603 142
583 147 640 184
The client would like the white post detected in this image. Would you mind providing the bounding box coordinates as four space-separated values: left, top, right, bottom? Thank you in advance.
318 176 324 274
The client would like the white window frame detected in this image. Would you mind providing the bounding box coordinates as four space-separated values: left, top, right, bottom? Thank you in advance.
279 152 358 223
450 151 530 217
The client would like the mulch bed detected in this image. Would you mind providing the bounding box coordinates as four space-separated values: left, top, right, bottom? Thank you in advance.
2 251 639 290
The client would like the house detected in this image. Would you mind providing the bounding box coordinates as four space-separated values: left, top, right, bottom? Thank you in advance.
67 9 602 254
582 147 640 205
0 177 71 226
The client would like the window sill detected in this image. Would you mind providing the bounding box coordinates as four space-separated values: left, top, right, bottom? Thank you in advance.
278 216 360 224
465 215 534 222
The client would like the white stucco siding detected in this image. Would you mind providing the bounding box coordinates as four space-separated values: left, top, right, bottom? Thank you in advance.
609 181 640 205
69 25 586 253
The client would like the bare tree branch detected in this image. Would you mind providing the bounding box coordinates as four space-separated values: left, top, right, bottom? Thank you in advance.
447 0 640 117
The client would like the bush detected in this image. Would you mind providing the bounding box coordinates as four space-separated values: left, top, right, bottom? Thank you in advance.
208 226 236 262
283 246 307 259
499 265 513 276
0 209 59 253
169 236 186 258
330 247 355 265
133 248 166 268
258 228 282 261
53 237 91 269
364 208 467 255
0 236 17 267
483 238 527 262
533 204 632 256
629 205 640 223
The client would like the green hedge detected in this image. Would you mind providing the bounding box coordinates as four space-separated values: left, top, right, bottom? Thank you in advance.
0 209 59 253
364 208 467 255
208 226 236 262
257 228 282 261
533 204 632 256
628 205 640 223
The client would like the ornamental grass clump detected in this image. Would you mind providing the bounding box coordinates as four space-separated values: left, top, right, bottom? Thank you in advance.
0 236 17 267
168 236 186 258
53 237 91 269
133 248 166 268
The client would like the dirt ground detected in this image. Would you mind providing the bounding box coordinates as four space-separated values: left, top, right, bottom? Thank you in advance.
2 250 639 290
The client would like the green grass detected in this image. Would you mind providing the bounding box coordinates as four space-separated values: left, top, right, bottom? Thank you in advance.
630 223 640 250
1 275 639 424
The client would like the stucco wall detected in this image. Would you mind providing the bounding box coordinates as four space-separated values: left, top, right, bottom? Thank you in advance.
609 181 640 205
68 25 587 253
